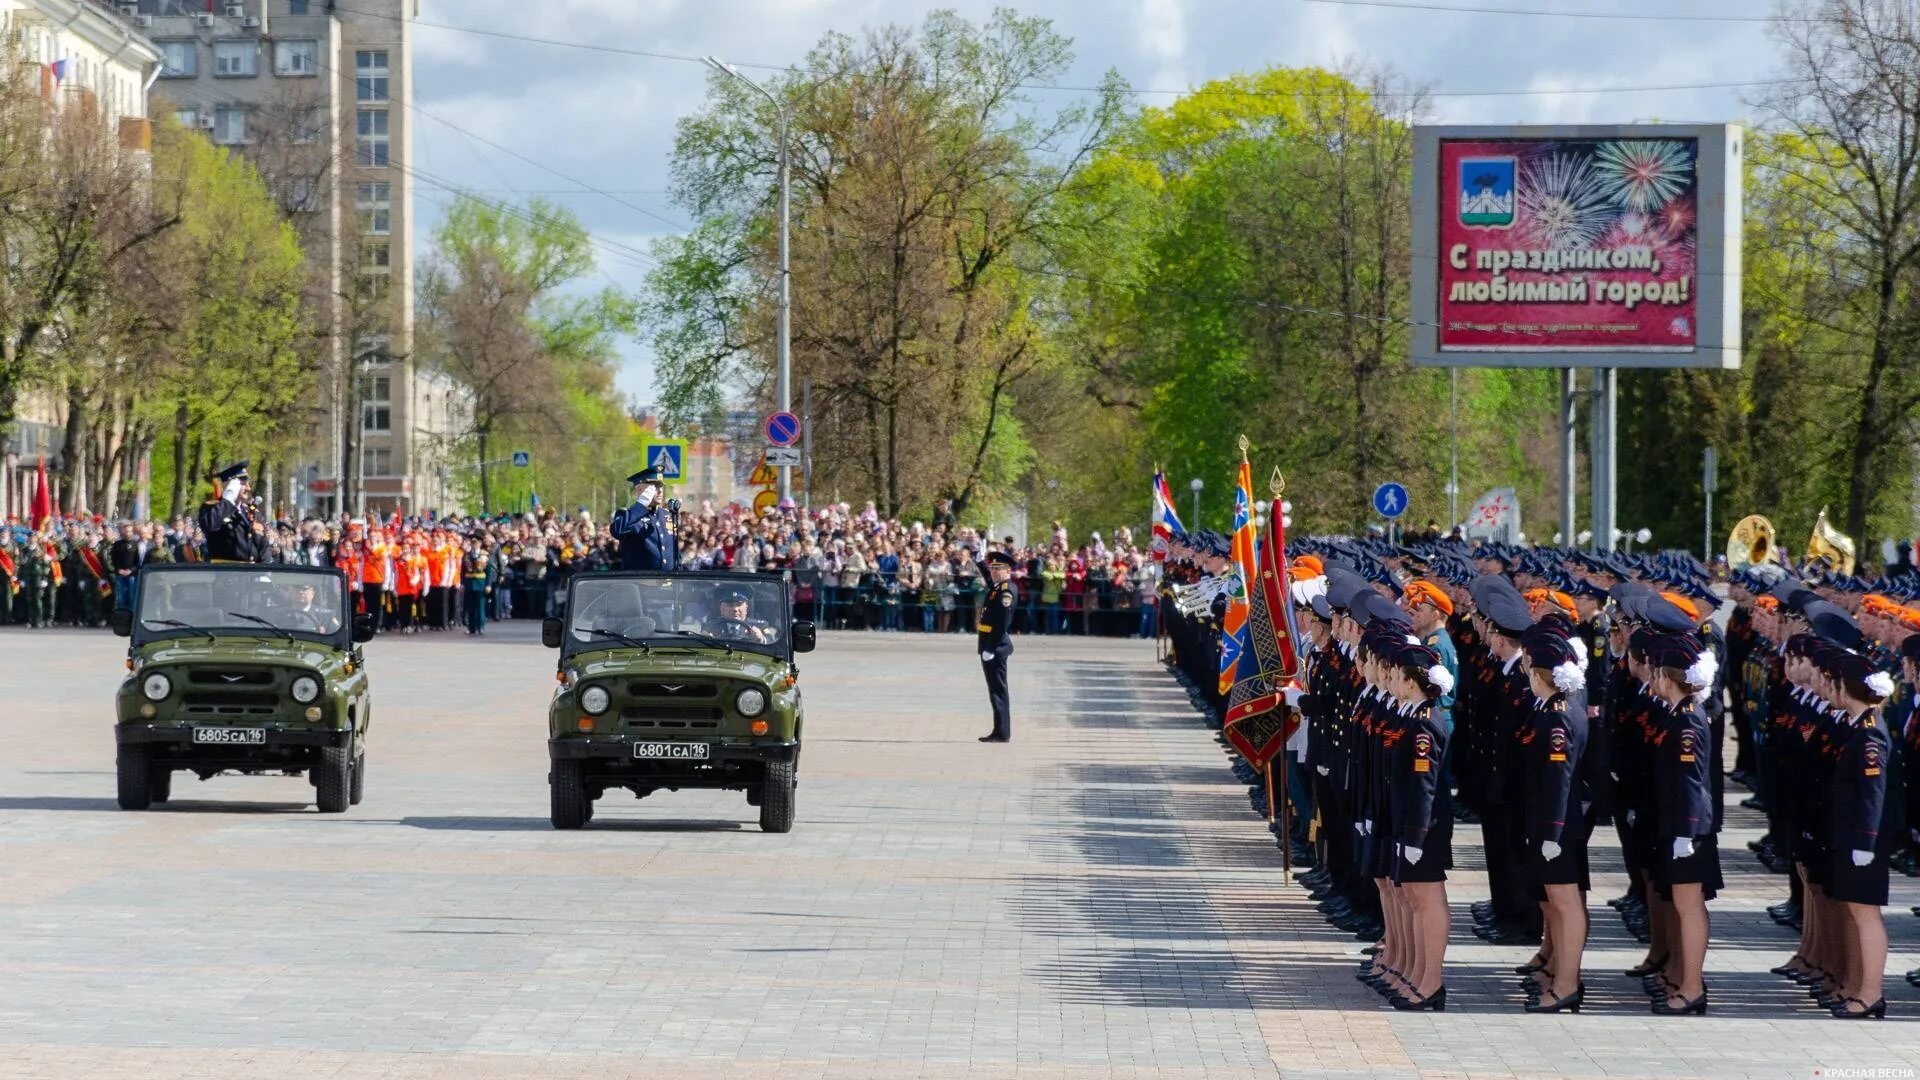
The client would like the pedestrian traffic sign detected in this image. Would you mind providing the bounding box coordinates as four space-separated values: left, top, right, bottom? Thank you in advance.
1373 481 1409 519
747 453 777 487
511 450 530 468
764 411 800 448
641 439 687 484
766 446 802 468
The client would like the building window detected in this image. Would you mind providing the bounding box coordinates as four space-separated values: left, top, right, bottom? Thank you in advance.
212 107 248 145
361 241 391 272
355 50 389 102
283 175 320 214
273 40 317 76
213 41 256 78
354 335 391 365
158 41 196 78
357 182 391 235
288 0 310 14
361 375 392 433
173 108 197 129
356 108 389 167
361 446 393 476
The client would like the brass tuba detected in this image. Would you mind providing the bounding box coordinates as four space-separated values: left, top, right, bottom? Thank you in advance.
1805 506 1856 577
1726 514 1778 572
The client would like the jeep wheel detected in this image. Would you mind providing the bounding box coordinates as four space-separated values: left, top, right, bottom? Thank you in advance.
314 746 352 813
349 753 366 806
116 745 153 811
758 759 796 834
550 760 588 829
150 764 172 805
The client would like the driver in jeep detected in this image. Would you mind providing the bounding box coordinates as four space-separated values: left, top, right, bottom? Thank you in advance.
704 587 776 645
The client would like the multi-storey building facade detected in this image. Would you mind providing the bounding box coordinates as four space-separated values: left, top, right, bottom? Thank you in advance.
118 0 447 516
0 0 162 519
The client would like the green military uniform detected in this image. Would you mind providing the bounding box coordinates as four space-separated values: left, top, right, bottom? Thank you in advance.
21 541 52 627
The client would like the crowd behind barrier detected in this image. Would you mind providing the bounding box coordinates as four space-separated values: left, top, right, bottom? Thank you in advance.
0 499 1161 638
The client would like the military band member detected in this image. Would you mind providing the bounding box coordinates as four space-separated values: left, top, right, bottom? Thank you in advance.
978 549 1016 743
198 462 262 564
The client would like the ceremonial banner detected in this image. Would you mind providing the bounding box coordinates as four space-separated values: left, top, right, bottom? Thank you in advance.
1150 471 1184 561
1217 458 1255 695
1222 469 1303 768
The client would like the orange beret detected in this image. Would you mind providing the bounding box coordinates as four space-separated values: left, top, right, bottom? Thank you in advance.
1291 554 1324 576
1287 564 1320 583
1405 580 1453 615
1755 595 1779 612
1660 591 1701 621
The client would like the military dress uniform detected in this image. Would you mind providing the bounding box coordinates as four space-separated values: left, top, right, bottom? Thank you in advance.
978 550 1016 742
198 462 262 564
611 465 677 572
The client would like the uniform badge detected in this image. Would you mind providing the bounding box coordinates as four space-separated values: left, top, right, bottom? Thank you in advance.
1413 732 1432 772
1548 727 1568 762
1000 592 1012 607
1679 729 1697 763
1865 743 1883 776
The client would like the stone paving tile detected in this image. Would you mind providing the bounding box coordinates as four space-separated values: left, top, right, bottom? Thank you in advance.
0 625 1915 1078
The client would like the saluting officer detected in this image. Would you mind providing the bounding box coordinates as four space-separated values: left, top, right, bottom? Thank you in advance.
978 549 1017 743
198 462 262 564
610 465 677 571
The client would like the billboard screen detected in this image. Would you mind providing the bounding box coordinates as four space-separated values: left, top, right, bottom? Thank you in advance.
1411 124 1741 369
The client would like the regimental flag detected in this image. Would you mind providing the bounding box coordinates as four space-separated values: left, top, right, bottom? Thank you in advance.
1217 458 1256 695
1150 471 1184 561
30 453 51 532
1222 467 1304 768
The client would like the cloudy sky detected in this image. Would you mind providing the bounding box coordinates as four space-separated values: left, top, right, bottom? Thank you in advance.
406 0 1781 404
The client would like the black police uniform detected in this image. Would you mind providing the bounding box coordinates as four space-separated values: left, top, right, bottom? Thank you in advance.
978 555 1015 741
611 466 676 571
198 462 262 563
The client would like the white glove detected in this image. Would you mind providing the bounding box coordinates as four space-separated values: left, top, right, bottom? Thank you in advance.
1625 810 1636 826
635 486 657 508
1362 819 1374 836
1851 849 1874 867
1541 840 1562 861
980 650 994 662
1282 686 1305 708
222 478 244 503
1402 844 1424 865
1672 836 1694 859
1316 765 1330 776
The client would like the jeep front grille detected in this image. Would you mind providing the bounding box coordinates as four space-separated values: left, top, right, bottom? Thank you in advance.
627 681 719 699
620 705 723 725
188 668 277 686
182 692 278 716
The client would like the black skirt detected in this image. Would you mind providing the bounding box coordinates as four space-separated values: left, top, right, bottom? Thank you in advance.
1392 835 1451 884
1652 834 1722 900
1526 818 1591 890
1824 849 1890 906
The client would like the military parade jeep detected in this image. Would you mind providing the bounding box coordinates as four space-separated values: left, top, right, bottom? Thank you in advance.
110 564 375 813
542 571 814 832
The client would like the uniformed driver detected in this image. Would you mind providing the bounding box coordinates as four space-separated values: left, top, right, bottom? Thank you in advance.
705 586 776 644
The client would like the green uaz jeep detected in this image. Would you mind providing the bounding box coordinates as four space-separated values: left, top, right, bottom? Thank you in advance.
542 571 815 832
111 564 375 812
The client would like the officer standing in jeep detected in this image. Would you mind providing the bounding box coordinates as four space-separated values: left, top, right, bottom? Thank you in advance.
978 549 1016 743
610 464 677 571
198 461 263 564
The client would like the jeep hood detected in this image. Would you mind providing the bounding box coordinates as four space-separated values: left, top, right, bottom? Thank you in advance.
139 638 345 671
570 650 785 682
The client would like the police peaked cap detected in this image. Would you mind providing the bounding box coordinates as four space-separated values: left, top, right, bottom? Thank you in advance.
719 586 751 602
1801 600 1863 650
628 465 667 485
1482 591 1534 636
986 550 1016 567
1324 569 1370 613
1522 623 1578 668
1468 573 1521 611
1351 589 1411 629
215 461 249 482
1635 594 1697 634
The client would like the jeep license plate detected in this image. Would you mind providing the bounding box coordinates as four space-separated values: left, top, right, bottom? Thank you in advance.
193 727 266 745
632 742 709 760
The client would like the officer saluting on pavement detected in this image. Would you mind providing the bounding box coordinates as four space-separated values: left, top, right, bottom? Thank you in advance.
198 461 262 564
978 549 1016 743
610 464 677 571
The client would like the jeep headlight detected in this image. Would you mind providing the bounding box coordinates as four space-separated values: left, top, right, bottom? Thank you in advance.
579 684 611 715
141 673 172 701
735 687 767 718
290 675 320 704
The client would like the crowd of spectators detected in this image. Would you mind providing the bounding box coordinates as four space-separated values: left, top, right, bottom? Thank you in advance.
0 499 1161 637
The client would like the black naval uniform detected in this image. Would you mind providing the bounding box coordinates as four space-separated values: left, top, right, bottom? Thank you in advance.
979 570 1015 741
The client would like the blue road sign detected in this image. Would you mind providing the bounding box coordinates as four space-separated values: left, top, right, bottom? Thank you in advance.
1373 481 1409 520
641 439 687 484
511 450 531 468
764 411 800 448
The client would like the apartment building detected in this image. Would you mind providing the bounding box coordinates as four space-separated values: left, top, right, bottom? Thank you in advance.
119 0 448 516
0 0 161 519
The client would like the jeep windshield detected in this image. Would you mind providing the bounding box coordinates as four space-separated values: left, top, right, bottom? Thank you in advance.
133 566 350 647
566 574 790 659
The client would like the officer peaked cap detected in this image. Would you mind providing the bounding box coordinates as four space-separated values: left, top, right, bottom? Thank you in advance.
628 465 666 485
216 461 249 482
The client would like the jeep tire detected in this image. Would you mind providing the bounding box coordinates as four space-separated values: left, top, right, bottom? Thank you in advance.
550 759 588 829
758 759 796 833
150 763 172 804
349 752 366 806
315 746 352 813
116 745 153 811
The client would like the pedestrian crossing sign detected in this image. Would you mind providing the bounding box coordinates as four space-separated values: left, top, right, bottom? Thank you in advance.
641 439 687 484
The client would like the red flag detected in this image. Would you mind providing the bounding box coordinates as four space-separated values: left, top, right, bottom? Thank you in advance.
30 454 52 531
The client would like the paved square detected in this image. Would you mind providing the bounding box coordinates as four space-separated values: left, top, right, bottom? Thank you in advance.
0 625 1915 1078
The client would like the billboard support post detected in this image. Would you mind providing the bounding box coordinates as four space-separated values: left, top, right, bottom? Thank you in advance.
1591 366 1617 552
1560 368 1577 549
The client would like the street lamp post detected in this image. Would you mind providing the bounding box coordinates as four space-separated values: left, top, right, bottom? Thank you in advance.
706 56 792 502
1189 477 1203 529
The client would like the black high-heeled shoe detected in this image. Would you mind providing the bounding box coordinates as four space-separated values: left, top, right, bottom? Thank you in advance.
1769 955 1810 977
1513 954 1548 975
1832 997 1887 1019
1623 954 1669 978
1652 990 1708 1016
1525 984 1585 1013
1789 966 1827 986
1391 985 1446 1011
